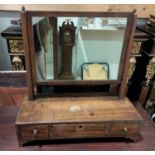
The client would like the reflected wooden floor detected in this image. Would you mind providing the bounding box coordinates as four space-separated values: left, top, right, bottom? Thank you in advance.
0 87 155 150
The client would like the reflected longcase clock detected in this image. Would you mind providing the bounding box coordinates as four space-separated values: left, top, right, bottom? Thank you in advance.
59 19 76 79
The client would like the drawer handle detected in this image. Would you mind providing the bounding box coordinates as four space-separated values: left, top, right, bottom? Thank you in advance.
77 125 84 131
123 128 128 132
79 125 83 129
33 129 38 135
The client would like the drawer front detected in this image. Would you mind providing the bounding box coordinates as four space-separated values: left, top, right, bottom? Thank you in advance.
20 125 49 140
110 123 140 137
52 123 109 138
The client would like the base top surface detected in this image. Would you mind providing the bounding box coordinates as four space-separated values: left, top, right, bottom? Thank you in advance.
16 96 143 124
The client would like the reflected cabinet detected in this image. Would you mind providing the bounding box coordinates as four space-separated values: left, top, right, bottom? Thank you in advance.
16 11 144 146
1 26 26 71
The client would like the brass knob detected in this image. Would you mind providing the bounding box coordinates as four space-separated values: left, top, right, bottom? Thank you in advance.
123 127 128 132
33 129 38 135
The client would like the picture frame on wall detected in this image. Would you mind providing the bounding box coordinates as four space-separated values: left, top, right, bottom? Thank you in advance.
81 62 109 80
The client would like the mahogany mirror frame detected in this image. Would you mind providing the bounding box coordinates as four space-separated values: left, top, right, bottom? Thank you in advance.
21 10 136 100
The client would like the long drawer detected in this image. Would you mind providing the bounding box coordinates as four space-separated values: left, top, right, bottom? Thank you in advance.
52 123 109 138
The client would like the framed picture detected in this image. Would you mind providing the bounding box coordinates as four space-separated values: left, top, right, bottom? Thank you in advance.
81 62 109 80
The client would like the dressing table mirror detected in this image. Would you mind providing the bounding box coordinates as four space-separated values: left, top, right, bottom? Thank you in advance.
16 10 144 146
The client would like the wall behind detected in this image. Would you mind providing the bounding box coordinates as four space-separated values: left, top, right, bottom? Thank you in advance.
0 11 20 70
0 4 155 18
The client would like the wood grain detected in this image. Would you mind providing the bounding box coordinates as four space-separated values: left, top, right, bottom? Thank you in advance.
23 11 135 99
21 12 34 100
119 14 136 98
20 125 49 140
0 87 27 106
0 4 155 18
16 10 144 146
53 123 109 138
16 97 143 124
16 96 143 145
1 103 154 150
138 85 150 106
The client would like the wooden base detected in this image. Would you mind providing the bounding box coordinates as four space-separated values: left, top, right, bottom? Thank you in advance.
126 133 143 142
16 96 144 146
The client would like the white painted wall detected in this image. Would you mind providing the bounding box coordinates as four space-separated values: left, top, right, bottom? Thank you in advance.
73 29 125 80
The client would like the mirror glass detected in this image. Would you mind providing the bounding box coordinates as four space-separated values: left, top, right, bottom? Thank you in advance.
32 17 54 81
58 17 127 81
32 16 127 81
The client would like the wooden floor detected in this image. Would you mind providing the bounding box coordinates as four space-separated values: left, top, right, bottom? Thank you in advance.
0 87 27 106
0 88 155 150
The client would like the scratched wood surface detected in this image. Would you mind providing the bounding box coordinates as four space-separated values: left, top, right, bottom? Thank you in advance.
0 103 155 150
16 97 143 124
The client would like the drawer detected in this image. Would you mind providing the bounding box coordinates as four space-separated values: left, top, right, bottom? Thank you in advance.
52 123 109 138
110 123 140 137
20 125 49 140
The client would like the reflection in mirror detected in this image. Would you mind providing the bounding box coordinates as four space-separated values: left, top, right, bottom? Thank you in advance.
32 16 127 82
58 17 127 80
32 17 54 81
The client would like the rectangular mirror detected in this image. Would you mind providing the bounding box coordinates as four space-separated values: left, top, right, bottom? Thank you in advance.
22 11 136 99
32 16 127 82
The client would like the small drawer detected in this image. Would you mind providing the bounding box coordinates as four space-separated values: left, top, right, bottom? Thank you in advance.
52 123 109 138
110 123 140 136
20 125 49 140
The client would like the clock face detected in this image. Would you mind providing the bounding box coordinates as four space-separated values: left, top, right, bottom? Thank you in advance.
63 30 73 44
